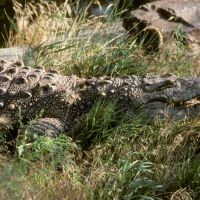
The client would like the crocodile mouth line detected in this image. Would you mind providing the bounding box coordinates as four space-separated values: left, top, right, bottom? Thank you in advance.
174 99 200 107
146 97 200 109
159 98 200 108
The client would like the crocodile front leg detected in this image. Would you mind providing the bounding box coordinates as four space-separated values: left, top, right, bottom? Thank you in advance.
27 118 65 138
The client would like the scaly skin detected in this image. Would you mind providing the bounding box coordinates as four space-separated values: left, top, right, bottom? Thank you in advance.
1 60 200 138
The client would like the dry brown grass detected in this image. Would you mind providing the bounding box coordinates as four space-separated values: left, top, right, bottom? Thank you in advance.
9 1 73 46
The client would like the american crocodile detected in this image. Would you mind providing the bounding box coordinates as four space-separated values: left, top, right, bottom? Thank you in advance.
0 59 200 138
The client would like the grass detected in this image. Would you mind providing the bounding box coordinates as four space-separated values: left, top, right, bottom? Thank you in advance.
0 1 199 199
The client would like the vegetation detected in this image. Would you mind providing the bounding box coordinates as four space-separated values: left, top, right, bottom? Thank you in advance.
0 1 199 199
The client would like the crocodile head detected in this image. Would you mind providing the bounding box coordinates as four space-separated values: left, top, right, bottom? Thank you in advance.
140 74 200 120
93 73 200 121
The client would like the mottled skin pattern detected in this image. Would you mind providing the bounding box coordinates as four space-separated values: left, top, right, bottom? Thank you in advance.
0 60 97 137
1 59 200 138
